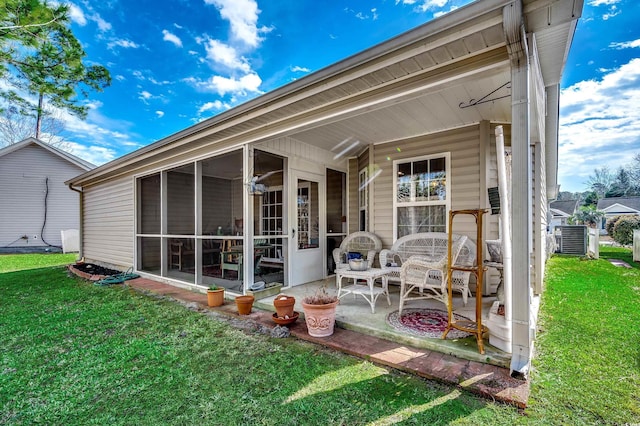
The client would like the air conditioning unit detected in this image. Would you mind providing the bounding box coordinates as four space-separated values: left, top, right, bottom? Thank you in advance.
556 225 587 255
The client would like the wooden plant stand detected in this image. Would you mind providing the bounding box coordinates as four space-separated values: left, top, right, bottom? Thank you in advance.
442 209 489 354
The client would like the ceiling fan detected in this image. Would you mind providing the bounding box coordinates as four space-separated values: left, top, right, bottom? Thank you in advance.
246 170 283 195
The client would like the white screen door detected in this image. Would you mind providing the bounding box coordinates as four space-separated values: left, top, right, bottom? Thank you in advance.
290 170 324 285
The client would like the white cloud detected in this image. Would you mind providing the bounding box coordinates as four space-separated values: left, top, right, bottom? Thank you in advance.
188 50 199 55
90 13 111 32
65 142 117 165
148 77 171 85
558 58 640 192
107 38 139 50
205 39 250 72
162 29 183 48
114 75 126 81
602 7 621 20
204 0 271 47
173 23 183 29
68 3 87 26
395 0 448 12
155 111 165 118
588 0 621 5
197 73 262 96
434 6 458 18
138 91 153 102
609 39 640 49
198 100 229 114
291 65 310 73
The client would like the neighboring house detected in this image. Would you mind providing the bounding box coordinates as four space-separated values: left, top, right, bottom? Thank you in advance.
596 197 640 232
549 199 579 230
0 138 94 250
67 0 584 375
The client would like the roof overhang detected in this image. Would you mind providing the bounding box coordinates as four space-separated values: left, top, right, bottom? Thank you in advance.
1 137 95 171
68 0 582 188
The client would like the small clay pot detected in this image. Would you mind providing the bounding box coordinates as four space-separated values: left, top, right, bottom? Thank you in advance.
273 294 295 318
235 295 255 315
207 288 224 307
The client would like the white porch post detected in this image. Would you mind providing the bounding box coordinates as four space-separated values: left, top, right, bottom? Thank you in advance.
504 0 533 377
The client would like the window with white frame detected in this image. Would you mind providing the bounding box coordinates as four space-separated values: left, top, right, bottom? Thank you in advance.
394 153 450 238
358 168 368 231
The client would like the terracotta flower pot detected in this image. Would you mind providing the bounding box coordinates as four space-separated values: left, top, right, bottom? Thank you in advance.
301 300 339 337
273 294 295 318
235 295 255 315
207 288 225 307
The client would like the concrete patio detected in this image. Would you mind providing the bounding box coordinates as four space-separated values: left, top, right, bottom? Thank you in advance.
124 276 529 407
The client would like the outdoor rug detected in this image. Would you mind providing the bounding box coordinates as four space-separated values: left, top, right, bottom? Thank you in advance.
386 308 472 339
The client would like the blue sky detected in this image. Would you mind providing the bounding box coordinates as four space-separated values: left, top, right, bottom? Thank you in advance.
53 0 640 193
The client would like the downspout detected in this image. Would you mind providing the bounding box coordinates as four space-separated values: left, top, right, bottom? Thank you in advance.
503 0 533 377
68 184 84 260
495 126 513 351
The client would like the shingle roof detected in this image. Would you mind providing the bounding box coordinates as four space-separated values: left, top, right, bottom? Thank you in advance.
596 197 640 212
550 199 578 215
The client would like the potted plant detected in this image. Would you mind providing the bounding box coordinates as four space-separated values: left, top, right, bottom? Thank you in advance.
207 285 225 307
301 287 339 337
235 294 255 315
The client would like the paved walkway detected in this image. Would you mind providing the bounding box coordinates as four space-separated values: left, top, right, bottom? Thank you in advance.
125 277 530 408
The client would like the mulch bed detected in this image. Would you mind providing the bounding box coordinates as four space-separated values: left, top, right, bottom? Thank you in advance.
69 263 121 281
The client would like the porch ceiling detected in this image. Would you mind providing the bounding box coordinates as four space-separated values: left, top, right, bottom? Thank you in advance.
286 69 512 154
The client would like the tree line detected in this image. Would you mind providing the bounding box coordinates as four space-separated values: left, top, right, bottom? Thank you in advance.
558 154 640 243
558 154 640 204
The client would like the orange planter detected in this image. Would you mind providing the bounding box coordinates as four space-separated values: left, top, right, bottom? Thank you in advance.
207 288 225 307
273 294 295 318
235 295 255 315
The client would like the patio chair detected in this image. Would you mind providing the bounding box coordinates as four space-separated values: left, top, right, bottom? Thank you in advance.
398 234 469 314
332 231 383 270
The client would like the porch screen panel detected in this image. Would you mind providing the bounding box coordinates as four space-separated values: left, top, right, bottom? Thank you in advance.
167 164 195 235
138 173 160 234
395 153 449 238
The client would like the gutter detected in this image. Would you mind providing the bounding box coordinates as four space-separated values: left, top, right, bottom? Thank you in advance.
68 184 84 260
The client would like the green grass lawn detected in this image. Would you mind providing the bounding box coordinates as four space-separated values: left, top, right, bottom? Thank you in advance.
526 246 640 425
1 248 638 425
0 253 77 273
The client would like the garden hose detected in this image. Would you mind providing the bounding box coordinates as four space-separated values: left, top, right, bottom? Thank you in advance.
95 267 140 286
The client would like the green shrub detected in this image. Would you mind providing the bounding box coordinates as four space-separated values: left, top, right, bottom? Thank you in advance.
605 215 622 236
612 215 640 245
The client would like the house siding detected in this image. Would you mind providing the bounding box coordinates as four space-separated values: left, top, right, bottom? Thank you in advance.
83 176 134 268
372 125 487 248
0 144 86 247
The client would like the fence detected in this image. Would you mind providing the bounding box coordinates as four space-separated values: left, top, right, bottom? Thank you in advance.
588 228 599 259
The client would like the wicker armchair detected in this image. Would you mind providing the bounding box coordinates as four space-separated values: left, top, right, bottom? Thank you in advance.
332 231 383 270
397 234 470 314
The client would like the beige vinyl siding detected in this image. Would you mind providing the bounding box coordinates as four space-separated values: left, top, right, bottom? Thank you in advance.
372 125 484 248
0 144 86 247
83 176 134 268
258 137 346 171
348 158 359 234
